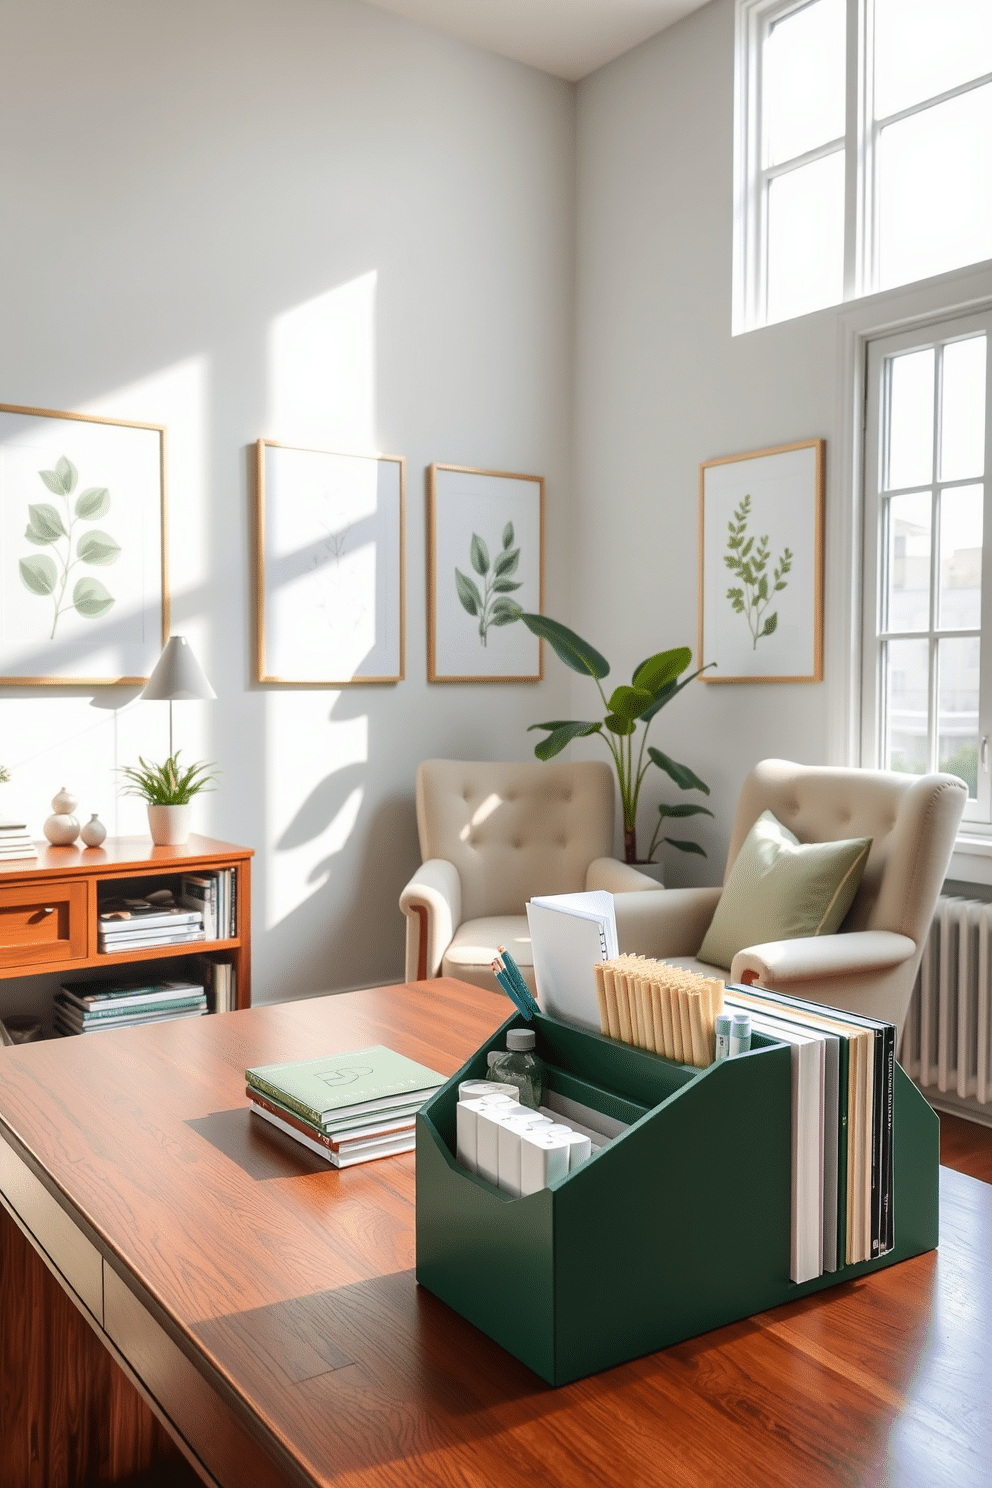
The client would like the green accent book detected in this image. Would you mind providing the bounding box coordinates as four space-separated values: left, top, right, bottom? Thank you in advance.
246 1045 446 1126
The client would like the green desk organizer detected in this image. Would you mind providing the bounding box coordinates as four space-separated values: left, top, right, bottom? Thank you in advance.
416 1009 938 1386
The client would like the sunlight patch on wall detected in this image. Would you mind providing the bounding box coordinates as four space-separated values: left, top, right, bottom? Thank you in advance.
264 694 369 929
268 273 378 452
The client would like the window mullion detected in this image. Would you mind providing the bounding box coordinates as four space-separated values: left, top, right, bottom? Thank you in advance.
844 0 865 298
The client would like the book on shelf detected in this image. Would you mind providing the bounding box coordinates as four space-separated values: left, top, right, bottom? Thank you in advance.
58 976 206 1014
245 1045 446 1128
0 826 38 860
190 956 236 1013
99 904 204 932
54 985 207 1034
98 925 207 951
179 871 237 941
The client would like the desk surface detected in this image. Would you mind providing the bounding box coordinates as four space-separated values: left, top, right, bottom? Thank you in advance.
0 979 990 1488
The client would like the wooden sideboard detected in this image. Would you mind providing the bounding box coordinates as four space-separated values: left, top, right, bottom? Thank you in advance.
0 835 252 1009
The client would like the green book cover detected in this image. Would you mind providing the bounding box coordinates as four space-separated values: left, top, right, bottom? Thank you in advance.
246 1045 445 1126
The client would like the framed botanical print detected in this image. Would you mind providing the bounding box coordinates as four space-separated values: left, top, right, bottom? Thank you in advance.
0 403 167 684
428 463 543 682
699 439 825 683
255 440 405 685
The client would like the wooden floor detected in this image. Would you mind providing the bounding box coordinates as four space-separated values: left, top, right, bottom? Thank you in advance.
938 1108 992 1184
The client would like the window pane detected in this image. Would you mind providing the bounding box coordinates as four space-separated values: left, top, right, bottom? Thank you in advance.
938 484 984 630
938 636 980 797
884 637 930 774
941 336 987 482
886 349 934 491
878 83 992 291
766 150 845 322
764 0 845 165
874 0 992 120
884 491 932 632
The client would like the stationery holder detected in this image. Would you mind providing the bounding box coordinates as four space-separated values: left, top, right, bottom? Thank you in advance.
415 1009 938 1386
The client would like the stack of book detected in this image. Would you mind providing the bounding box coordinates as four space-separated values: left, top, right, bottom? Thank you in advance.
0 820 38 862
53 976 208 1035
192 955 237 1013
98 896 205 953
245 1045 446 1168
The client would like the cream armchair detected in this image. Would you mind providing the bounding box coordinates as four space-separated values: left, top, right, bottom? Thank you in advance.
400 758 661 993
613 758 967 1039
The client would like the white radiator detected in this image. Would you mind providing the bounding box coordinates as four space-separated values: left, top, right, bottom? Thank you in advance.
902 895 992 1123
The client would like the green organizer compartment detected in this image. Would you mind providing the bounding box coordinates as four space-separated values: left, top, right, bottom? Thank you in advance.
416 1009 939 1386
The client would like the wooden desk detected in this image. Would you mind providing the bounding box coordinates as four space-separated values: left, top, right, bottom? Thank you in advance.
1 979 990 1488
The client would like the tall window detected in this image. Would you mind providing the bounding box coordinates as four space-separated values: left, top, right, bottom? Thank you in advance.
735 0 992 331
862 311 992 827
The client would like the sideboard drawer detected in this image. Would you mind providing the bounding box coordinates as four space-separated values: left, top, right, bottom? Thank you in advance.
0 880 88 968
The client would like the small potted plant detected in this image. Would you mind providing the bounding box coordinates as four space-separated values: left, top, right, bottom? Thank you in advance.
119 751 219 846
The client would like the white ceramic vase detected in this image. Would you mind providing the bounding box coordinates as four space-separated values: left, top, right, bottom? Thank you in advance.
44 787 80 845
80 813 107 848
147 803 192 846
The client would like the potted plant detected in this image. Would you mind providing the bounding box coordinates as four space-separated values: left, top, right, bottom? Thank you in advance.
119 751 219 846
514 613 713 866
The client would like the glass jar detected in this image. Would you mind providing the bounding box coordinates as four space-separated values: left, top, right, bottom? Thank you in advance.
487 1028 545 1110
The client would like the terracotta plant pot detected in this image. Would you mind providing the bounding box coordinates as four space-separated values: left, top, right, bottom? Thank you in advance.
147 803 192 846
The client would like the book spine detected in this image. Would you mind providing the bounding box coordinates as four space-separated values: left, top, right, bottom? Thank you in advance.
869 1027 883 1258
246 1072 325 1127
248 1090 336 1148
881 1024 895 1255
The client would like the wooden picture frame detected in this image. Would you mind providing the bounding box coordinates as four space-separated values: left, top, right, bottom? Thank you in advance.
428 463 544 683
0 402 168 685
254 440 405 686
699 439 825 684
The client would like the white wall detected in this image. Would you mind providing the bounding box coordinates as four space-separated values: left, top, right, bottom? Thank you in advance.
0 0 575 1013
573 0 992 884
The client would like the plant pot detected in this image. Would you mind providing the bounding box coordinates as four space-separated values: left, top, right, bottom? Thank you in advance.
147 803 192 846
631 860 665 885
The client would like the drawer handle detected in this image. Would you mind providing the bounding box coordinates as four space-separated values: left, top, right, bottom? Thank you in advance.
42 907 55 915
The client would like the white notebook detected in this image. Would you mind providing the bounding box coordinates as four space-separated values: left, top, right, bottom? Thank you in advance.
526 891 618 1034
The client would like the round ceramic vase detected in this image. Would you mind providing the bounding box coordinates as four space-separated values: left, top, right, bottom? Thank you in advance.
80 813 107 848
44 787 80 845
147 803 191 846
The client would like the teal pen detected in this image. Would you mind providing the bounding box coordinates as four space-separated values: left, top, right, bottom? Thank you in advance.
497 947 540 1017
491 960 537 1021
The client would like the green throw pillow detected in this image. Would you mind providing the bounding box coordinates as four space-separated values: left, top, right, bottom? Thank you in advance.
697 810 872 972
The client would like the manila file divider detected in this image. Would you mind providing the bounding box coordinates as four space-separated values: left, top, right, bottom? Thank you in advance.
415 1009 938 1387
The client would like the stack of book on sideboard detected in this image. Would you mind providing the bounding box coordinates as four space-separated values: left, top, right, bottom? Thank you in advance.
98 894 205 953
53 976 208 1035
0 819 38 861
246 1046 446 1168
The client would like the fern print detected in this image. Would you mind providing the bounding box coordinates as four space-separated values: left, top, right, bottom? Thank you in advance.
723 494 792 650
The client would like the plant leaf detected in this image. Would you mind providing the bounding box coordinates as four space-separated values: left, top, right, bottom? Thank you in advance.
19 554 57 595
454 568 482 616
517 613 609 679
761 612 778 637
604 713 637 735
664 837 707 856
77 529 121 565
639 662 715 722
25 502 66 543
493 547 520 578
492 578 523 593
75 486 110 519
38 468 64 495
72 575 115 618
631 647 691 693
55 456 78 493
490 597 523 625
502 521 514 549
527 719 602 760
606 684 653 720
648 746 710 794
656 802 715 819
470 533 490 576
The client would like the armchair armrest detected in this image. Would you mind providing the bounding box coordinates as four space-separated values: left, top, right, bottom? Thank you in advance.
399 859 462 982
586 857 665 893
613 886 722 960
730 930 917 987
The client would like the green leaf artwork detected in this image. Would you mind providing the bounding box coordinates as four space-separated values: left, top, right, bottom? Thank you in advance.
19 457 119 637
454 520 523 646
722 494 792 650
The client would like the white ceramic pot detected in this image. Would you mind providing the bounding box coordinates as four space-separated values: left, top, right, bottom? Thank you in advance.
147 803 192 846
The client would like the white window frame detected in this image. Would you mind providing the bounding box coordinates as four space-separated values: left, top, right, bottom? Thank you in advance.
734 0 992 334
860 307 992 829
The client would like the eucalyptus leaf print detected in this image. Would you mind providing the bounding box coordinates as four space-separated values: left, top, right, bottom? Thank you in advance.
455 519 523 645
19 457 120 637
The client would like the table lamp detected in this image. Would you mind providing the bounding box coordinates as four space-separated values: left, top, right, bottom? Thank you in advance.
140 635 216 757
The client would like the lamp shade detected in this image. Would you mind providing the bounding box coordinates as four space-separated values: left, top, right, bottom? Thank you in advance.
140 636 216 701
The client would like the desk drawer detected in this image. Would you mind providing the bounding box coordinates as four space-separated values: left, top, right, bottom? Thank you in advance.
0 1139 104 1322
0 879 88 967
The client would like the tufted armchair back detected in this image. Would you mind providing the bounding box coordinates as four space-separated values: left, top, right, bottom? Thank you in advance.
416 758 615 923
727 758 967 950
